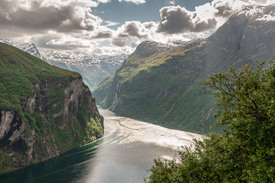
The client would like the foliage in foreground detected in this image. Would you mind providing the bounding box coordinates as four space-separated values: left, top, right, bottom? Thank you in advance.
147 61 275 183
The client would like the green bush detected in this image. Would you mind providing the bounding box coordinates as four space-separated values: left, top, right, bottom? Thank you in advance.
0 151 10 175
147 61 275 182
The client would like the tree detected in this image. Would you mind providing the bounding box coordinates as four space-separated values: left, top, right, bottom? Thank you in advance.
146 61 275 183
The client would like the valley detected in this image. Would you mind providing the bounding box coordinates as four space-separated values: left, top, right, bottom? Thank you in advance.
0 109 203 183
93 4 275 134
0 2 274 182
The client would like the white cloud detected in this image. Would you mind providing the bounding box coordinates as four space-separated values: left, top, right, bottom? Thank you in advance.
0 0 103 34
46 35 97 49
157 6 217 34
169 0 176 5
104 20 120 27
0 0 274 56
98 0 112 3
118 0 146 5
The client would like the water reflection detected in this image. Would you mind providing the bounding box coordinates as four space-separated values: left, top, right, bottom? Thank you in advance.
0 141 100 183
0 109 203 183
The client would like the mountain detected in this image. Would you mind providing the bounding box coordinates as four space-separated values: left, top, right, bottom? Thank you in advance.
93 4 275 134
133 41 174 58
0 38 44 60
0 42 103 175
43 51 128 90
0 38 128 90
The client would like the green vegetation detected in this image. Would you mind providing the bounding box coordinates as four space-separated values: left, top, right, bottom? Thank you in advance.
52 108 103 152
0 42 79 111
0 151 10 175
0 42 104 174
94 42 217 133
94 15 275 134
93 75 115 108
48 86 65 104
147 62 275 182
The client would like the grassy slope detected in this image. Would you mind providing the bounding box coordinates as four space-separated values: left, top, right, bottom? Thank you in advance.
94 40 217 133
0 42 79 111
94 11 275 134
0 42 103 174
94 35 274 134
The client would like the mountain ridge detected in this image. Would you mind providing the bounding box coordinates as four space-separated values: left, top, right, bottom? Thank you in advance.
93 4 275 133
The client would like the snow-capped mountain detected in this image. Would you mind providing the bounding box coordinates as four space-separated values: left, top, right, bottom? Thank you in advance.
43 50 127 67
43 50 128 90
0 38 44 60
0 37 128 90
237 4 275 21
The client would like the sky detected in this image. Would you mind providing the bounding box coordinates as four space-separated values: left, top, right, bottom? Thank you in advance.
0 0 274 55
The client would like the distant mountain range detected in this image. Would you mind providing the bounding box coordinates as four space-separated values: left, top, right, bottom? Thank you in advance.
0 38 128 90
93 4 275 133
42 51 128 90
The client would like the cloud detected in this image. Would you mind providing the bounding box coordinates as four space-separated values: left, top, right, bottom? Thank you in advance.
112 38 127 47
213 1 234 17
210 0 274 18
157 6 193 34
157 6 217 34
98 0 112 3
110 21 154 47
193 18 217 32
32 32 97 50
93 31 113 38
156 0 274 35
104 20 120 27
169 0 176 5
0 0 273 56
118 0 146 4
0 0 102 34
119 21 149 39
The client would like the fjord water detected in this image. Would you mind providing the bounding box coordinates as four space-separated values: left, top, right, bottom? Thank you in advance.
0 109 203 183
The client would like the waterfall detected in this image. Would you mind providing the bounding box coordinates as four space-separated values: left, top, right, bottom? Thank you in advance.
110 83 120 111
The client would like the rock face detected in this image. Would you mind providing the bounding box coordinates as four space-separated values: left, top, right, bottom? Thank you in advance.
0 42 103 175
93 4 275 133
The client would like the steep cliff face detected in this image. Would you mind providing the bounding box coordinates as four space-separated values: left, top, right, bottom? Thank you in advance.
94 4 275 133
0 43 103 175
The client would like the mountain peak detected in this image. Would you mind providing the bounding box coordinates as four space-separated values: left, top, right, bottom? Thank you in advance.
0 38 44 60
237 4 275 21
134 41 172 58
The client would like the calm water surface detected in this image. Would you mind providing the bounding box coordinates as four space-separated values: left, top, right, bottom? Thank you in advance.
0 109 203 183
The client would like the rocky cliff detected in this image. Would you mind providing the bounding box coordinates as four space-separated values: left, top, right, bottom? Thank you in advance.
0 42 103 175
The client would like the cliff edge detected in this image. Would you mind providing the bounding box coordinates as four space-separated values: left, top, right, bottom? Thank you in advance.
0 42 103 174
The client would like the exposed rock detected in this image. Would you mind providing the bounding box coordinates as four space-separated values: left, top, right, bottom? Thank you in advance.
0 111 14 140
0 76 103 173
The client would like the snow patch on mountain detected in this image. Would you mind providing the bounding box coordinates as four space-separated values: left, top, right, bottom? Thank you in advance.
0 38 44 60
238 4 275 21
257 12 275 21
42 50 128 67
